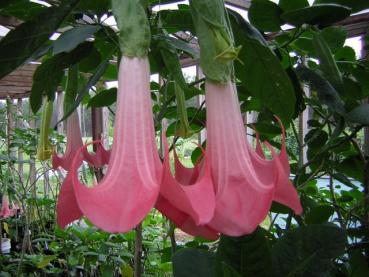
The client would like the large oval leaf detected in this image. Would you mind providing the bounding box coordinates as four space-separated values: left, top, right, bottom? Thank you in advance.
314 0 369 13
248 0 283 32
53 25 102 55
281 4 351 26
346 104 369 125
272 224 346 277
0 0 81 79
230 11 296 124
215 228 272 277
172 248 214 277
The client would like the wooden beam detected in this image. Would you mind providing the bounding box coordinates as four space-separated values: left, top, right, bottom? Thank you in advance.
225 0 251 9
0 15 21 27
337 12 369 38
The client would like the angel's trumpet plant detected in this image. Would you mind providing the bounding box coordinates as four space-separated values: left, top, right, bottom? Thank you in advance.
158 136 215 227
156 195 219 240
53 66 109 171
174 83 193 138
190 0 302 236
0 195 16 219
37 99 53 161
255 122 303 213
156 144 218 240
68 56 161 233
52 111 110 170
56 140 110 228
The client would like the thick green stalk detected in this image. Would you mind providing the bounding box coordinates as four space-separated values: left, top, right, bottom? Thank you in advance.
189 0 239 83
112 0 150 57
174 82 193 138
37 99 54 161
63 65 79 116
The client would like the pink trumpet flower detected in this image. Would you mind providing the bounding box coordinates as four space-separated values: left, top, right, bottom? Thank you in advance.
255 124 303 214
156 195 219 240
205 81 302 236
68 56 161 233
0 195 16 219
52 111 110 171
159 137 215 226
56 172 83 228
155 136 217 240
57 140 111 229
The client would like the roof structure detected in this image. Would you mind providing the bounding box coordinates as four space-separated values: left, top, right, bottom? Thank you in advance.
0 0 368 99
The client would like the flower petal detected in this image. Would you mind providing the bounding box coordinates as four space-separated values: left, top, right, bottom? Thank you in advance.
160 136 215 225
156 195 219 240
71 56 161 233
206 81 276 236
56 172 83 228
52 112 110 170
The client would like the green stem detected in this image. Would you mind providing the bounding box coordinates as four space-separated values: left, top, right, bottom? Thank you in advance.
37 99 54 161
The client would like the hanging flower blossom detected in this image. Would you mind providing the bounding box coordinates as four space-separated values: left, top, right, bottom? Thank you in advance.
0 195 17 219
52 111 110 171
156 136 217 240
65 56 161 233
159 136 215 226
204 82 302 236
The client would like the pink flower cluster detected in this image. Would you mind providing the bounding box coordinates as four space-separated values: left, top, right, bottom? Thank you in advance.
0 195 19 219
54 56 302 239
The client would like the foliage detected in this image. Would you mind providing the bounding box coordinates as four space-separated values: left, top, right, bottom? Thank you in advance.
0 0 369 276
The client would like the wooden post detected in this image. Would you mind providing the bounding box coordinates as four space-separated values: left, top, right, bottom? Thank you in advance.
91 106 104 181
28 109 37 199
56 90 64 134
102 107 109 148
362 35 369 156
17 98 24 181
6 98 15 159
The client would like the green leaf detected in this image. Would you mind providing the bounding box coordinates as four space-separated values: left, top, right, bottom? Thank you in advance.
0 0 45 21
335 156 364 183
313 32 343 93
321 26 347 53
30 42 94 113
295 66 345 114
37 255 56 269
172 248 214 277
248 0 283 32
335 46 356 62
346 104 369 125
305 205 335 224
155 35 199 59
349 250 369 277
281 4 351 26
215 228 272 277
352 68 369 97
314 0 369 13
53 25 102 55
230 11 295 124
63 65 79 115
158 8 195 34
57 57 110 125
88 88 117 107
278 0 309 11
0 0 81 79
75 0 111 15
272 224 346 277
